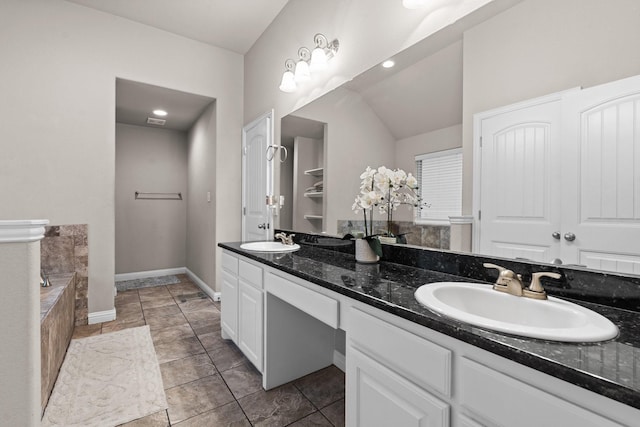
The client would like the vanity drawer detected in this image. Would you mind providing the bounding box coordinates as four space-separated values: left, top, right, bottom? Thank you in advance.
348 307 452 397
221 251 238 275
265 271 339 328
459 357 623 427
239 259 263 289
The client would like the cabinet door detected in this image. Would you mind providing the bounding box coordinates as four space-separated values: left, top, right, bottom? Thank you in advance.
220 270 238 343
238 280 263 372
347 347 449 427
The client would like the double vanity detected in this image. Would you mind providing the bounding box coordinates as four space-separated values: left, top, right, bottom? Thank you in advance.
219 237 640 426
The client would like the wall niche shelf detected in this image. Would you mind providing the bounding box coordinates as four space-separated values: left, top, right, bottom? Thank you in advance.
304 167 324 177
304 214 323 220
304 191 323 198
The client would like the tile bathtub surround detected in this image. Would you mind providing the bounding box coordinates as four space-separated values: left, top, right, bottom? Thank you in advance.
41 224 89 325
68 275 345 426
220 241 640 410
41 273 76 413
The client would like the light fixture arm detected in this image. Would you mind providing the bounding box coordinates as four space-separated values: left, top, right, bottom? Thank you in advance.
314 33 339 59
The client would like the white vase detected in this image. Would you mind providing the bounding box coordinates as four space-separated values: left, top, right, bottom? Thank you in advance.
355 238 379 263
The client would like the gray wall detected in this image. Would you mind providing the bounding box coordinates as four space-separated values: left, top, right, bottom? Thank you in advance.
187 103 217 290
0 0 242 314
115 123 188 274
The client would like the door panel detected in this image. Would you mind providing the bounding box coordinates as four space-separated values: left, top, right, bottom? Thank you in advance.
562 75 640 270
242 111 273 242
478 99 562 263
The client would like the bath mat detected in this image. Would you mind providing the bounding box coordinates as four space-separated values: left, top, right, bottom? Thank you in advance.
42 326 168 427
116 274 180 291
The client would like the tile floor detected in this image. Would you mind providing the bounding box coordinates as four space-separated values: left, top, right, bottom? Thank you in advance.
70 274 346 426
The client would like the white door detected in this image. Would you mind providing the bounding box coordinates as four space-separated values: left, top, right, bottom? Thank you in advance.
476 94 563 263
561 75 640 273
242 111 274 242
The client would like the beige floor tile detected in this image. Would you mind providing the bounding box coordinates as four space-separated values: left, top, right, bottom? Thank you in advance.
172 401 250 426
141 295 178 310
289 411 333 426
138 286 171 301
320 399 345 427
294 365 345 409
160 353 217 389
166 374 235 424
238 384 315 427
117 410 170 426
196 331 227 353
150 323 196 345
71 323 102 339
143 304 183 319
220 363 263 400
167 282 201 297
207 340 247 372
145 312 189 331
177 297 215 313
154 335 206 364
101 319 146 334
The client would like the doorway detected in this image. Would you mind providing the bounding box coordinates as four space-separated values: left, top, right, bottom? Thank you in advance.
115 78 216 282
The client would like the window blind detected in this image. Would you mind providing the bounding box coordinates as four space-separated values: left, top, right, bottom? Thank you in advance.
415 148 462 223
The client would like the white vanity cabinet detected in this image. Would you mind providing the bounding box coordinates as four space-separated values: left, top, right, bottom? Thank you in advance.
346 303 636 427
220 250 264 372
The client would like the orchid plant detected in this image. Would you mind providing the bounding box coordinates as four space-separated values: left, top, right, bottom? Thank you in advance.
352 166 427 255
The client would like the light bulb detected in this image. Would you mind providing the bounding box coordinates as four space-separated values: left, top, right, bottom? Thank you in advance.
294 60 311 83
279 70 297 93
309 47 328 72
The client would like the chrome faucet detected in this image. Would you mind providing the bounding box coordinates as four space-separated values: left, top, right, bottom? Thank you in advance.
483 263 561 300
274 232 295 245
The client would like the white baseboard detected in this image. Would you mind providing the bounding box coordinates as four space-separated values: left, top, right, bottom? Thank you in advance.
186 268 217 301
333 350 346 372
88 308 116 325
115 267 187 282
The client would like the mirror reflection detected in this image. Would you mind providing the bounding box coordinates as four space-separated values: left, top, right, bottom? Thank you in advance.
278 1 640 276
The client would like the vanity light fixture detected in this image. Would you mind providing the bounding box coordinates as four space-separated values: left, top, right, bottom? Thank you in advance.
279 33 339 93
153 109 168 116
278 59 297 93
382 60 395 68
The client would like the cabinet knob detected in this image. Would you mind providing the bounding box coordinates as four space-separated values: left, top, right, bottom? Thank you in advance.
564 232 576 242
552 231 561 240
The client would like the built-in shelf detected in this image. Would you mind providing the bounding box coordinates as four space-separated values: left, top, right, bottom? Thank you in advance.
304 214 323 220
304 191 323 198
304 167 324 177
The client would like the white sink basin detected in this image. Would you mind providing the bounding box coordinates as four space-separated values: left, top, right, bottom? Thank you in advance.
240 241 300 252
415 282 618 342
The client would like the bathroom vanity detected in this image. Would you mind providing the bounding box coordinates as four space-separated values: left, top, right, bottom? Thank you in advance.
218 240 640 426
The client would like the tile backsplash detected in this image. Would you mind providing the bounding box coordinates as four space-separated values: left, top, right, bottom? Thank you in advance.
41 224 88 325
337 219 450 250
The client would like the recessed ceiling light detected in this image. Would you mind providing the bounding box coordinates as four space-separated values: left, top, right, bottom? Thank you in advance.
382 60 395 68
153 109 168 116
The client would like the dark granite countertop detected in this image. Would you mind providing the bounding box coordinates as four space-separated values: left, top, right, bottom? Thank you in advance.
219 241 640 410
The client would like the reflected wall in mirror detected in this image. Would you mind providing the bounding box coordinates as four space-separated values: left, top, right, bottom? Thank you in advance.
277 0 640 275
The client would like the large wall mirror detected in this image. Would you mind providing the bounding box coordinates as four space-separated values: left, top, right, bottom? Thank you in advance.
277 0 640 276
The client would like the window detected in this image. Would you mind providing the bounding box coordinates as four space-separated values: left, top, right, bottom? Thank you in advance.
415 148 462 224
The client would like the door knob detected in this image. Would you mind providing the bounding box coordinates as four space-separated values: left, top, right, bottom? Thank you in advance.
552 232 561 240
564 232 576 242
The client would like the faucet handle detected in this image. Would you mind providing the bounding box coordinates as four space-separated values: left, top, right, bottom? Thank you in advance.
529 272 561 293
483 262 506 273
